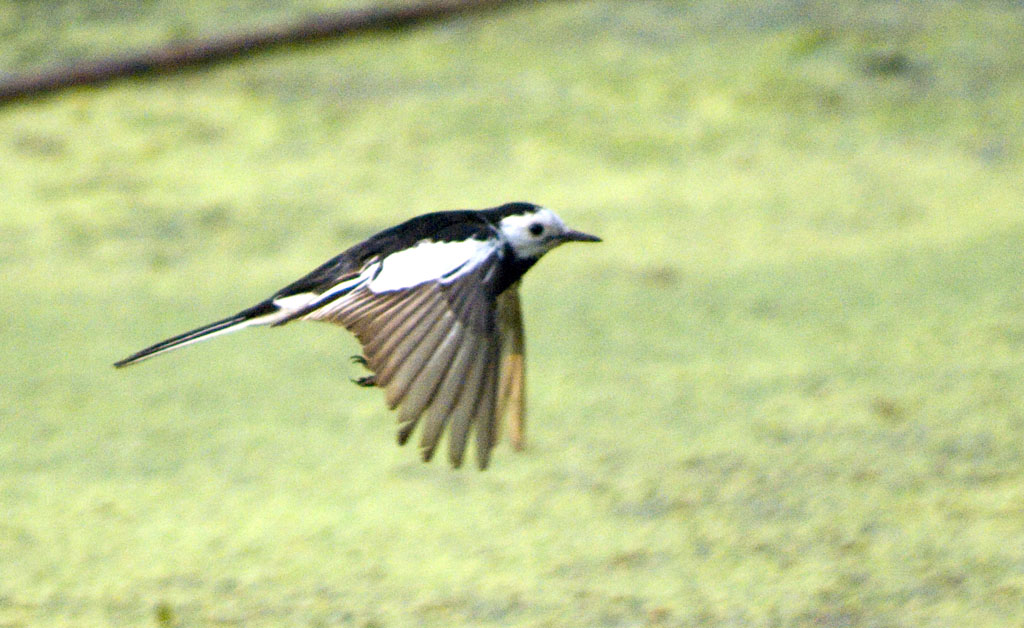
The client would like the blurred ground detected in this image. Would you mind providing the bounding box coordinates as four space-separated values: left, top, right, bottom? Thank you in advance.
2 1 1024 626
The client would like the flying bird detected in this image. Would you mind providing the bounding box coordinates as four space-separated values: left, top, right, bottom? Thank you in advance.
115 202 601 469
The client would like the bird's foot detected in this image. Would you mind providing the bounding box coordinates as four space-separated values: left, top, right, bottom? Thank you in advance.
350 355 376 387
352 374 378 388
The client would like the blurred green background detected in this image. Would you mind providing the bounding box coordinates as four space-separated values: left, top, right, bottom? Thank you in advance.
2 1 1024 626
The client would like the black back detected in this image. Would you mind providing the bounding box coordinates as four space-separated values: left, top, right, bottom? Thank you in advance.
272 203 540 299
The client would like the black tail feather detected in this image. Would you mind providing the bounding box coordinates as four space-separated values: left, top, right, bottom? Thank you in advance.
114 301 278 368
114 314 247 368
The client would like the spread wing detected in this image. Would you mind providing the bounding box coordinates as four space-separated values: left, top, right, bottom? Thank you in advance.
297 238 516 469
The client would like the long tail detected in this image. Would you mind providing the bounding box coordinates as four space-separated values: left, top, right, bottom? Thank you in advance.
114 301 279 368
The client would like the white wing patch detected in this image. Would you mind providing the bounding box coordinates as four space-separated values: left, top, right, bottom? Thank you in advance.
369 238 497 293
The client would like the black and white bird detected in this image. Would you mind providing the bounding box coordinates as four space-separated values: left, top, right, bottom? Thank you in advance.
115 202 600 469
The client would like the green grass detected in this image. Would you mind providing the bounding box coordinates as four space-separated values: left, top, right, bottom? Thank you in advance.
3 1 1024 626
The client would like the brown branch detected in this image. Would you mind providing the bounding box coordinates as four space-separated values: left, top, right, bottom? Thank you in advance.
0 0 547 105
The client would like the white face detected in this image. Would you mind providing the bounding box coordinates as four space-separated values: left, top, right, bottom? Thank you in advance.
497 208 572 259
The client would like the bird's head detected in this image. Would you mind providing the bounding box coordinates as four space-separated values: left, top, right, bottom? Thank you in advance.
492 203 601 260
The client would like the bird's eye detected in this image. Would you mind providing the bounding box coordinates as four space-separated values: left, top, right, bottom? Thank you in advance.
528 223 544 237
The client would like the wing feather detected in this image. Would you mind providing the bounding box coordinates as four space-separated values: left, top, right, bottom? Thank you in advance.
311 288 384 328
394 320 462 445
418 321 479 461
362 287 438 358
376 301 452 408
445 334 489 468
299 238 515 467
473 339 501 469
390 314 462 438
372 292 447 386
496 287 527 450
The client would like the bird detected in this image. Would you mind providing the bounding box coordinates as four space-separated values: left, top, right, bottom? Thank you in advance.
115 202 601 469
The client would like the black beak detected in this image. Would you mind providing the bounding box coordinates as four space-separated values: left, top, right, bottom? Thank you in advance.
560 229 602 243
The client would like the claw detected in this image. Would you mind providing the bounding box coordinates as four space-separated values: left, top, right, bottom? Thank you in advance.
350 355 375 386
351 374 377 388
